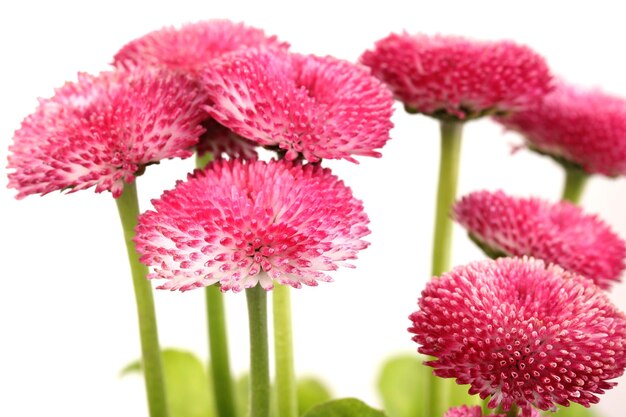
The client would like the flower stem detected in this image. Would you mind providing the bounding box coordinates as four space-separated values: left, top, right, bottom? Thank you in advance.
561 165 589 204
429 120 464 417
495 404 519 417
431 119 464 276
115 181 169 417
273 284 298 417
196 153 237 417
246 284 270 417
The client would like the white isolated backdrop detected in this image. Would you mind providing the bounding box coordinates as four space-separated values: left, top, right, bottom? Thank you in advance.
1 1 626 416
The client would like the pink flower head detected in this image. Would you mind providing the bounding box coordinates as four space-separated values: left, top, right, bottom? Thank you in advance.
360 33 552 120
114 19 287 76
202 49 394 163
135 159 370 292
444 405 540 417
496 82 626 176
453 190 626 290
8 68 209 199
196 119 258 160
409 257 626 416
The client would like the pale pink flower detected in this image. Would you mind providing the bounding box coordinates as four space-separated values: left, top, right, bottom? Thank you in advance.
453 190 625 290
409 257 626 416
135 159 370 292
114 19 287 76
360 33 552 120
496 82 626 176
8 68 209 199
202 49 394 163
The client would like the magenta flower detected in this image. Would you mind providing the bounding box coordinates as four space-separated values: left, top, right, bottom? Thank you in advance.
444 405 539 417
409 257 626 415
114 19 287 76
496 82 626 176
453 190 626 290
135 159 370 292
8 68 209 199
202 49 394 163
360 33 552 120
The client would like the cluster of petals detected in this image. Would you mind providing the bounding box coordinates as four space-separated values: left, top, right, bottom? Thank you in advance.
135 159 370 292
453 190 626 290
496 82 626 176
444 405 541 417
202 48 394 163
409 257 626 416
360 33 552 120
8 68 209 198
114 19 287 76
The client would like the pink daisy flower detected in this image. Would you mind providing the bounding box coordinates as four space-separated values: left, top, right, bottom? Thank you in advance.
135 159 370 292
114 19 287 76
360 33 552 120
409 257 626 416
453 190 626 290
8 68 209 199
202 49 394 163
496 82 626 176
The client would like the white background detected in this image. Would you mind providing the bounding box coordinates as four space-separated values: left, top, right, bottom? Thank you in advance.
2 1 626 416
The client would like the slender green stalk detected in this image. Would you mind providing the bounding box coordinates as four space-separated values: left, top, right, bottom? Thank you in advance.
206 286 237 417
116 181 169 417
561 165 589 204
429 120 464 417
246 284 270 417
196 153 237 417
431 120 464 276
273 284 298 417
495 404 519 417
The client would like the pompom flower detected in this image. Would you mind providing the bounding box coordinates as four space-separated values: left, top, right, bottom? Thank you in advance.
114 19 287 75
202 49 394 162
453 190 626 290
8 68 209 198
135 159 370 292
360 33 552 120
496 82 626 176
409 257 626 416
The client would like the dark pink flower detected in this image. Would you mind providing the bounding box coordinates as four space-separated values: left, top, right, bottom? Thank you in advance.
453 190 626 290
8 68 209 199
114 19 287 76
409 257 626 416
496 82 626 176
135 159 370 292
360 33 552 120
202 49 394 163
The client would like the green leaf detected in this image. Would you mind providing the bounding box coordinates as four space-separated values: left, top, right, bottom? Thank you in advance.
551 403 600 417
121 349 215 417
377 354 477 417
297 377 333 415
302 398 387 417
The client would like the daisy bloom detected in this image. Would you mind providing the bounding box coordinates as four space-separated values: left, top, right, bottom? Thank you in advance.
202 49 394 163
409 257 626 416
496 82 626 177
135 159 370 292
114 19 287 76
360 33 552 120
453 190 625 290
8 68 209 199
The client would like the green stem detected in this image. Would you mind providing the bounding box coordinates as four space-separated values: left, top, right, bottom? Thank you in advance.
196 153 237 417
273 284 298 417
206 286 237 417
429 120 464 417
561 165 589 204
115 181 169 417
246 284 270 417
431 120 464 276
495 403 519 417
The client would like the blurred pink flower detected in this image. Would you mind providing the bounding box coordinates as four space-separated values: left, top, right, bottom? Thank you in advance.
202 49 394 162
444 405 539 417
8 68 208 199
360 33 552 120
409 257 626 416
135 159 370 292
496 82 626 176
453 190 625 290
